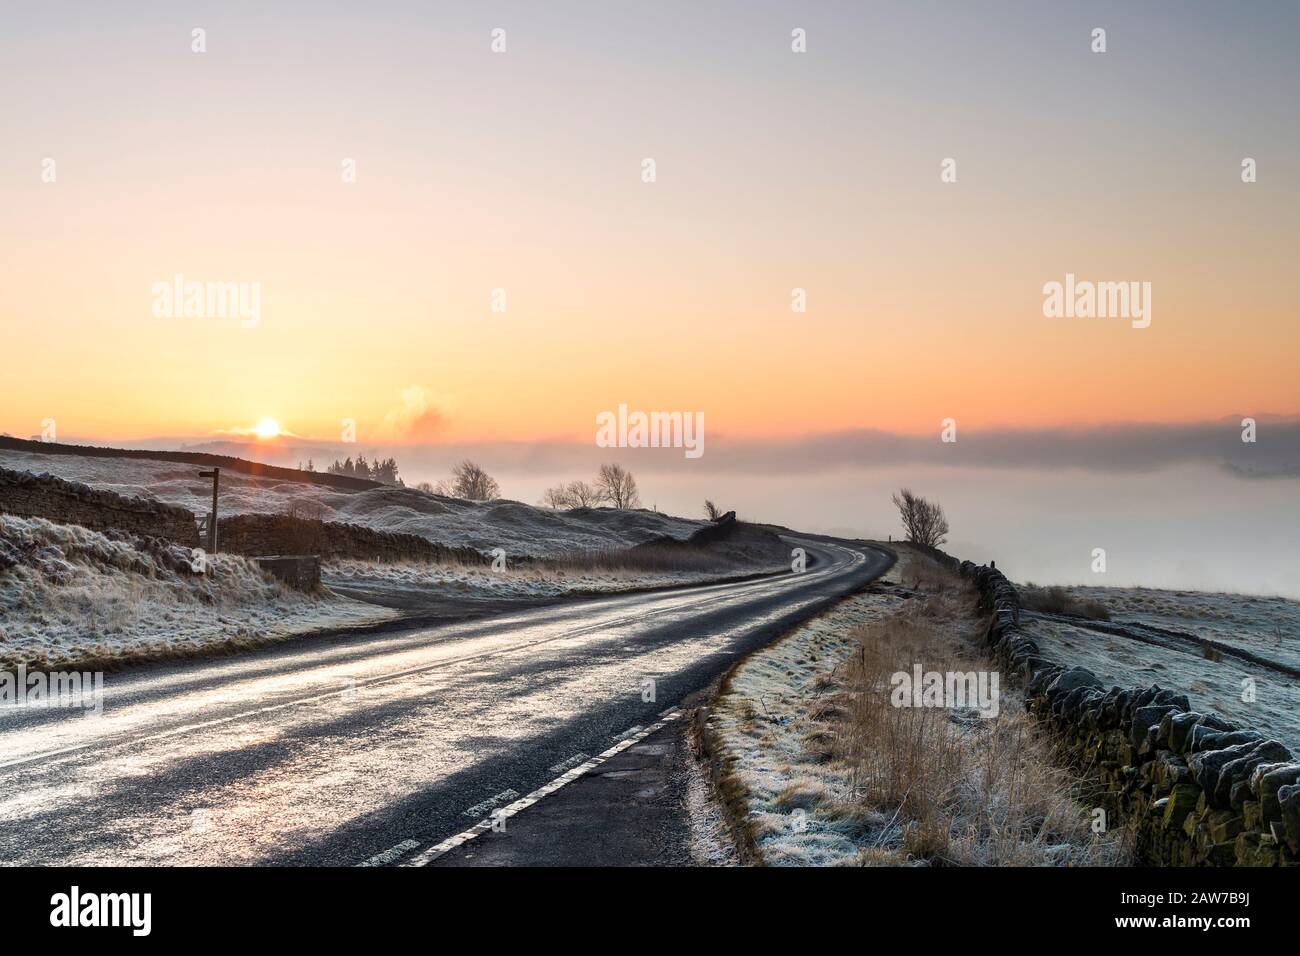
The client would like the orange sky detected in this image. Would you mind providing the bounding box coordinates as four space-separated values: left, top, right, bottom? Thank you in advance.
3 4 1297 446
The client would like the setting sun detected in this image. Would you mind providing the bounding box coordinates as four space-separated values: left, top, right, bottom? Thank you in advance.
253 418 281 440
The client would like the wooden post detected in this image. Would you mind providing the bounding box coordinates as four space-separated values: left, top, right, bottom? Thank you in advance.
199 468 220 552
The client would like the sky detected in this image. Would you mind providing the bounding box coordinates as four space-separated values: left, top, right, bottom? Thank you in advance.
2 2 1298 591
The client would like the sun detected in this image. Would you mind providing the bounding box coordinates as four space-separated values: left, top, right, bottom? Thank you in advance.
253 417 281 440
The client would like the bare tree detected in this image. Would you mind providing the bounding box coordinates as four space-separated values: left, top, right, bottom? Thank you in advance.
566 479 602 508
704 499 722 520
596 463 641 510
540 479 604 509
446 460 500 501
891 488 949 548
540 484 574 509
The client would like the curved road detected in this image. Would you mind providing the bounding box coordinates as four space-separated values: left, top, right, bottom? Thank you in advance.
0 539 891 866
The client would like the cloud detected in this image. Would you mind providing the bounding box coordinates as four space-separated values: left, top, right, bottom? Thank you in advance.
693 417 1300 477
383 386 447 441
211 424 303 439
363 416 1300 479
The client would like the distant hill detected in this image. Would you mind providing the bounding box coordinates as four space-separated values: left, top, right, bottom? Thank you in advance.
0 436 382 493
179 439 355 468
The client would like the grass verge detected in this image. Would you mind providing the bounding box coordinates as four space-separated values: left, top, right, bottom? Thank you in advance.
699 548 1127 866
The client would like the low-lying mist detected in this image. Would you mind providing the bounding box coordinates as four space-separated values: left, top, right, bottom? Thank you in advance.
500 463 1300 599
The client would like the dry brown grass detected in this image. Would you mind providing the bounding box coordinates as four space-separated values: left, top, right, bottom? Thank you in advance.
900 560 960 595
835 572 1125 866
1020 585 1110 621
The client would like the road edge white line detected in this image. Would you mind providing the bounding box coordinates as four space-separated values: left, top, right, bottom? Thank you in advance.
545 752 590 776
461 788 520 818
356 838 420 867
401 709 682 867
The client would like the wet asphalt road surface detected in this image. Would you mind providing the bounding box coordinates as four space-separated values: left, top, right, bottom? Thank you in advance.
0 539 890 866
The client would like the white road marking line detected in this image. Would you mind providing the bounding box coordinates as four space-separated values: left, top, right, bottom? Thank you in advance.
462 789 520 818
546 752 590 776
356 838 420 867
401 709 682 867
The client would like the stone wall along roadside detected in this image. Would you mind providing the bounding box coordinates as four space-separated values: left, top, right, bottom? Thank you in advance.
945 553 1300 867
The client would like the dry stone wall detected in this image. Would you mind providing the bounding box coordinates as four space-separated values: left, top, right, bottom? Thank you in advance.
940 552 1300 867
217 512 486 565
0 465 486 568
252 555 322 591
0 466 200 547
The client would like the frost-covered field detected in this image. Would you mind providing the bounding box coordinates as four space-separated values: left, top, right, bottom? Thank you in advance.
1023 586 1300 751
1045 585 1300 670
0 515 397 670
0 449 706 558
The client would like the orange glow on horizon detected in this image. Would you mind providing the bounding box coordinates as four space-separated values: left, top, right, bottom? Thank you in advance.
3 7 1297 448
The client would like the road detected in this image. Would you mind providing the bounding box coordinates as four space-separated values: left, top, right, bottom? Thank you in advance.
0 540 891 866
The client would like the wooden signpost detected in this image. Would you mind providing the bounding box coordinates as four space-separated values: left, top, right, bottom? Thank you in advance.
198 468 220 552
